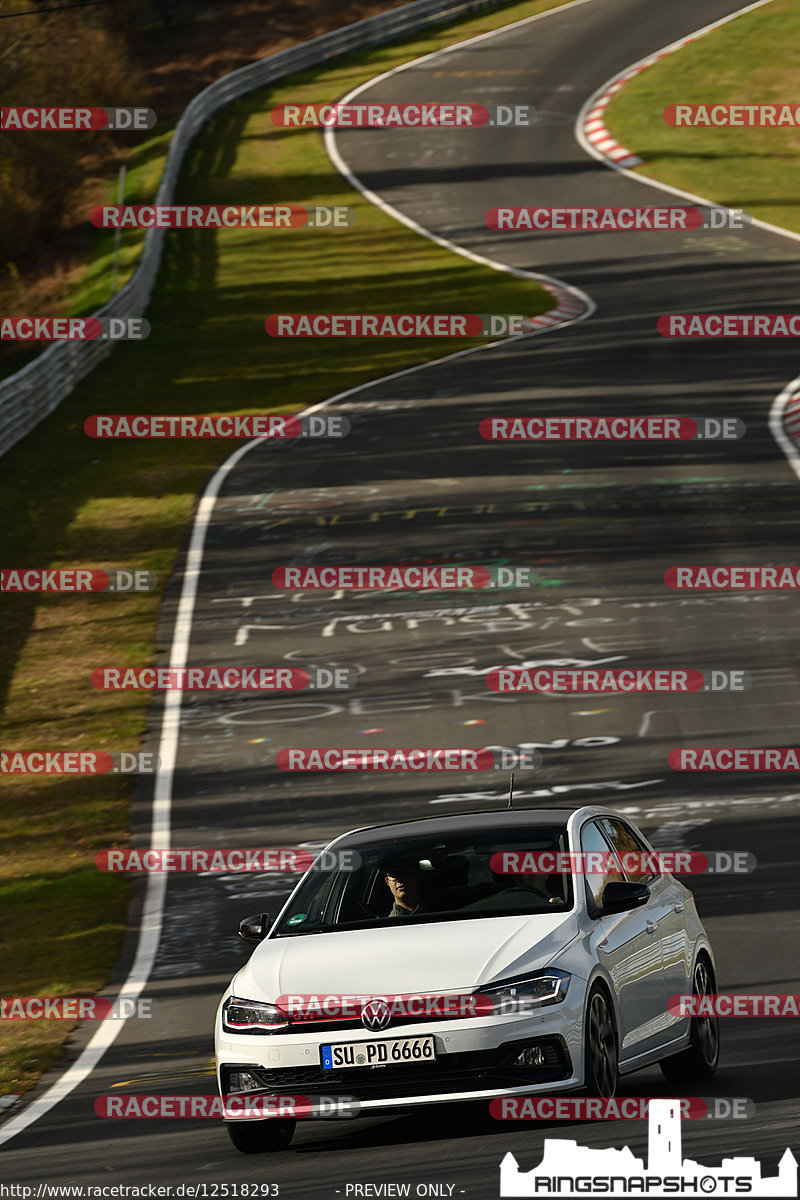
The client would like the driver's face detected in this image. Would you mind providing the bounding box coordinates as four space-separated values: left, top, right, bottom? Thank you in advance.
385 866 421 911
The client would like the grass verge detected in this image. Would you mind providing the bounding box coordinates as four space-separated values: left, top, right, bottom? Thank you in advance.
604 0 800 234
0 0 572 1096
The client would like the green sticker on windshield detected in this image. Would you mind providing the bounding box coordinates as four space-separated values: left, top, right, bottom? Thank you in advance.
288 913 307 925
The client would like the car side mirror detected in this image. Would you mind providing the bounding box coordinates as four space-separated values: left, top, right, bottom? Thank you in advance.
238 912 270 943
601 881 650 915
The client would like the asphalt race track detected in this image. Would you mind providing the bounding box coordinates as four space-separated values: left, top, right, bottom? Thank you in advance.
3 0 800 1193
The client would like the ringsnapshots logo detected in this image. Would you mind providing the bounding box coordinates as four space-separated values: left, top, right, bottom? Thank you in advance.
499 1097 797 1196
90 666 357 691
276 747 541 771
480 416 745 441
487 206 748 231
265 314 528 337
1 568 157 593
0 107 156 131
83 414 348 439
1 318 148 341
272 565 537 590
271 102 534 127
487 667 751 693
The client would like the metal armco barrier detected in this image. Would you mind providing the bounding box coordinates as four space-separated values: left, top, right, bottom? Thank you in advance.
0 0 514 458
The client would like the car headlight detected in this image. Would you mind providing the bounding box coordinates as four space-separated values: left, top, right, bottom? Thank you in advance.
222 995 289 1034
478 969 570 1014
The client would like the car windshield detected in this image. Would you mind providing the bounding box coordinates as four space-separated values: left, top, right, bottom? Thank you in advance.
272 824 574 936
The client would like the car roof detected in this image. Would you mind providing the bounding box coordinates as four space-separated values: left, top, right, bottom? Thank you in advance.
329 805 620 848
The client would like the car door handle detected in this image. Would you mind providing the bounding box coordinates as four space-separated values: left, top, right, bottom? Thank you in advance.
646 921 658 935
673 903 684 914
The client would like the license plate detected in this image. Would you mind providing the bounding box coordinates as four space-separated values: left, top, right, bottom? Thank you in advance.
320 1035 436 1069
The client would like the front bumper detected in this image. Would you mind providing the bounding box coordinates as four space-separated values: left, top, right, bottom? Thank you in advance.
215 1002 584 1115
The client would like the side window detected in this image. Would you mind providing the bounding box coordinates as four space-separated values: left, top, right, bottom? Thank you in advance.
580 820 625 912
364 861 395 915
598 818 657 885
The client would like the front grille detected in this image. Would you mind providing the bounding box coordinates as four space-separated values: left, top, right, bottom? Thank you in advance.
222 1038 571 1102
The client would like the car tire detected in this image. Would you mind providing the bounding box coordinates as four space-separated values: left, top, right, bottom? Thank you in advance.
583 985 618 1098
226 1119 296 1154
659 955 719 1083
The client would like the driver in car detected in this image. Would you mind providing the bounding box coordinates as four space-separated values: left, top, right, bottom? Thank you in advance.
383 857 429 917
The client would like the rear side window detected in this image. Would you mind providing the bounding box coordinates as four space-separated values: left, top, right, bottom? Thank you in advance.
579 820 626 911
597 817 658 885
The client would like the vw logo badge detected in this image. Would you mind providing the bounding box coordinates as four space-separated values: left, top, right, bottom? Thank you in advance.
361 999 391 1031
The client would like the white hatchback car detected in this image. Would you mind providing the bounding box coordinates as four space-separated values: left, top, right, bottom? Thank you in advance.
215 806 719 1153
